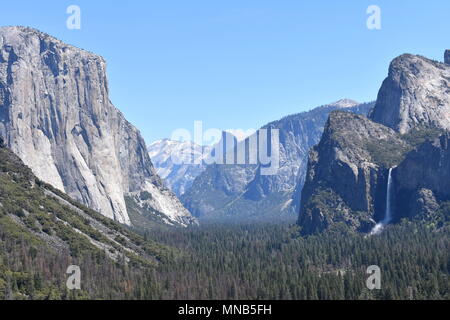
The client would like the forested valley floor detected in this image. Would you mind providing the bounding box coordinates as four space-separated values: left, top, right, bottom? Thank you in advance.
1 219 448 300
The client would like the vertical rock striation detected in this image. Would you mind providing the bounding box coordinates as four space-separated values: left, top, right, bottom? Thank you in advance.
299 51 450 234
0 26 196 226
395 133 450 220
369 54 450 133
298 111 408 234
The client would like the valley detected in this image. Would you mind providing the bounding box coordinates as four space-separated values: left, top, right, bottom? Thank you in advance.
0 24 449 302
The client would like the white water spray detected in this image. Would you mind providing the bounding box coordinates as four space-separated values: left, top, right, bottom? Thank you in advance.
370 168 394 235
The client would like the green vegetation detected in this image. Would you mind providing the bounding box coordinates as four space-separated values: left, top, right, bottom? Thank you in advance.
401 126 445 147
0 144 174 299
0 143 448 300
366 126 445 168
424 201 450 228
366 139 410 168
303 187 374 234
140 222 449 300
1 216 449 300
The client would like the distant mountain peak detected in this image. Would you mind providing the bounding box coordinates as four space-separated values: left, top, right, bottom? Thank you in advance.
224 129 256 142
181 100 374 222
330 99 360 108
148 139 212 196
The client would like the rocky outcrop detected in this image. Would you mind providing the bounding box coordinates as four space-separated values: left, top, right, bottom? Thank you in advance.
396 133 450 220
0 26 196 227
445 50 450 65
369 54 450 134
298 111 409 234
299 51 450 234
181 100 374 221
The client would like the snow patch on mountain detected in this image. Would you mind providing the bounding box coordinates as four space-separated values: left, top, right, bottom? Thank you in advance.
149 139 212 196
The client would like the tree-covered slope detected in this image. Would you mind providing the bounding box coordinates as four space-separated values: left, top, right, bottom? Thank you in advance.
0 138 175 299
1 140 447 300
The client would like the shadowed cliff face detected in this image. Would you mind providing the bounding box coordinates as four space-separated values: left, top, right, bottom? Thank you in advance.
181 100 373 222
396 133 450 221
0 26 196 227
298 111 409 235
299 52 450 235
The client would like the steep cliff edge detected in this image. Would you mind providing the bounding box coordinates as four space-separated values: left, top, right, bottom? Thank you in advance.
0 26 196 227
182 100 373 222
395 133 450 224
298 111 409 234
299 52 450 235
369 54 450 133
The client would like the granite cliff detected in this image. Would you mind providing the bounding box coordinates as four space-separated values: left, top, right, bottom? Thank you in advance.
0 26 196 227
299 52 450 234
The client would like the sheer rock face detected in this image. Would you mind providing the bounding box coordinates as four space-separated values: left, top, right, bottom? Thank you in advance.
181 100 373 221
299 52 450 235
298 111 408 234
396 134 450 220
0 26 195 226
369 54 450 134
445 50 450 65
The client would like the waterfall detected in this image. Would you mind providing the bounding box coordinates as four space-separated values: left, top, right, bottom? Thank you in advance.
370 168 394 235
383 168 394 224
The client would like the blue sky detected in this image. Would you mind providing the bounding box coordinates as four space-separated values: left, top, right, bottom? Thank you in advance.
1 1 449 143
